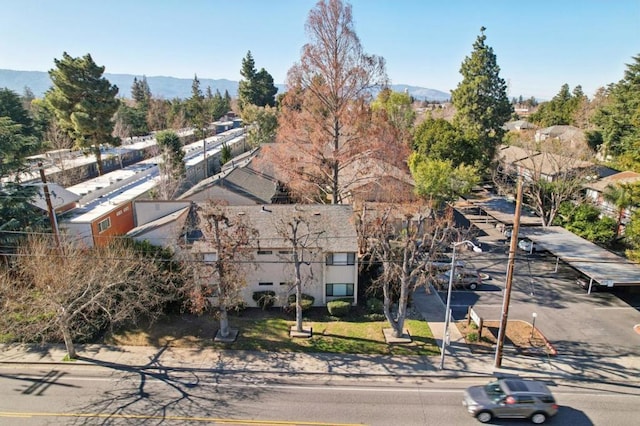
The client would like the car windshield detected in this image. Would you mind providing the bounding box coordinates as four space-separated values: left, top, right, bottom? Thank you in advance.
484 382 506 402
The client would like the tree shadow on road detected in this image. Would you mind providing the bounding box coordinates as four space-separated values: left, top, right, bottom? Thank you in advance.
67 344 267 425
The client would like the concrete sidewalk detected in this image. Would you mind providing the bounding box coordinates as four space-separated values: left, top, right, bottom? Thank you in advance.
2 286 639 385
1 339 636 384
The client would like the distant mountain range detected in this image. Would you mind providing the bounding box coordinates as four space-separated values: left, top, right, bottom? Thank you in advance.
0 68 451 102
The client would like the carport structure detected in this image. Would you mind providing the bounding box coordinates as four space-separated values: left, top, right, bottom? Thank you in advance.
518 226 640 292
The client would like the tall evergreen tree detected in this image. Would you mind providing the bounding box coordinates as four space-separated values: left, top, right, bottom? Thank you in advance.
131 75 151 107
223 90 232 113
0 88 36 137
0 116 42 254
592 54 640 165
238 51 278 110
238 51 257 111
451 27 512 170
46 52 119 175
254 68 278 107
187 74 206 138
529 83 578 126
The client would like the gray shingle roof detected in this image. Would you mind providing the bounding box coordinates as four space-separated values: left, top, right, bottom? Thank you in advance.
200 204 357 252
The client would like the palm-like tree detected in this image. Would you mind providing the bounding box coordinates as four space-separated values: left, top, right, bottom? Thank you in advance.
602 183 639 237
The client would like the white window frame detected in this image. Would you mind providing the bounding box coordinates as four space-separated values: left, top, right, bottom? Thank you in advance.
326 283 354 297
97 217 111 233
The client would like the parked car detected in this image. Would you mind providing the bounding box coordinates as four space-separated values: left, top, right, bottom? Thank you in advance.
518 239 538 253
426 257 466 272
462 379 558 424
436 268 482 290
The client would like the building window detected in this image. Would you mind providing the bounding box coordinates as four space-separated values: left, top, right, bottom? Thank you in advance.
326 252 355 265
97 217 111 233
259 282 273 286
326 283 354 297
257 250 273 255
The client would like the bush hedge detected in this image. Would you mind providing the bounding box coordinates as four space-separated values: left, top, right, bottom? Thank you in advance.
252 291 276 309
327 299 351 317
285 293 315 313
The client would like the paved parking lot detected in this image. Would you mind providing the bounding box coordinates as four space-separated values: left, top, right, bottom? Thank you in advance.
438 242 640 360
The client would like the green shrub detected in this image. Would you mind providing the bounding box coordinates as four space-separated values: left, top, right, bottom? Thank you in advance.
366 298 383 314
284 293 315 313
327 300 351 317
467 332 479 342
364 313 386 321
252 291 276 309
469 322 478 330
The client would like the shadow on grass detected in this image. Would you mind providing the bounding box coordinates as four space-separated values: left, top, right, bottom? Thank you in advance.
107 309 440 356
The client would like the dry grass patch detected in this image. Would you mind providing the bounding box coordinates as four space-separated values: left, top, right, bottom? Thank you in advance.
106 310 440 356
457 320 552 355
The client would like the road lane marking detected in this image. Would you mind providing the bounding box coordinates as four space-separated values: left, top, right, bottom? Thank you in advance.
0 412 363 425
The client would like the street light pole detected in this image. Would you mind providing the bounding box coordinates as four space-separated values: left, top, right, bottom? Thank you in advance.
440 240 482 370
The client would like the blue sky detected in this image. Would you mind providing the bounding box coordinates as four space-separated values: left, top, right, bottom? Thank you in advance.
1 0 638 99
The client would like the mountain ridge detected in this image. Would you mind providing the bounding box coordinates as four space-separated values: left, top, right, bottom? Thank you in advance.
0 68 451 102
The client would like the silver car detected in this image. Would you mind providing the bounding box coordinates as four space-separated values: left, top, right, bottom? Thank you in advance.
463 379 558 424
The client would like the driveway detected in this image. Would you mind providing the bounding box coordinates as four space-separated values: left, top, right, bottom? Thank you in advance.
438 240 640 361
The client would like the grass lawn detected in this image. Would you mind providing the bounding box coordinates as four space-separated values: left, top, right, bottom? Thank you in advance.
106 308 440 356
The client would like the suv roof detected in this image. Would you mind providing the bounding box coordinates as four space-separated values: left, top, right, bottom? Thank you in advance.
501 379 552 395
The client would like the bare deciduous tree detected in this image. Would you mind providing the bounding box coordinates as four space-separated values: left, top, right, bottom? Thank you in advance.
361 203 462 338
188 201 258 339
1 236 180 359
494 140 595 226
275 211 324 333
262 0 388 204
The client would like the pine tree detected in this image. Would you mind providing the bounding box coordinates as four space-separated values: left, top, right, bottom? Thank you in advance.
238 51 278 110
593 54 640 163
451 27 512 170
131 75 151 107
238 51 257 111
187 74 206 138
0 88 36 137
46 52 119 175
0 116 42 253
254 68 278 107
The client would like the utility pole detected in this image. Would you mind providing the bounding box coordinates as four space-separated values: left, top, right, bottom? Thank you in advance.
38 162 62 251
494 178 523 368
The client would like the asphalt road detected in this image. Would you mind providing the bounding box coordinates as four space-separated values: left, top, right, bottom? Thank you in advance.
436 244 640 359
0 365 638 425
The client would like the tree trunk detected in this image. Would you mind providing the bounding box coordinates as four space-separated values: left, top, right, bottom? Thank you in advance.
94 145 104 175
60 319 76 360
295 281 303 333
394 274 409 338
219 307 229 338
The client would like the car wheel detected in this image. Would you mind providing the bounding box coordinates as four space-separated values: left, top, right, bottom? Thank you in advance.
531 412 547 424
468 282 478 290
476 411 492 423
